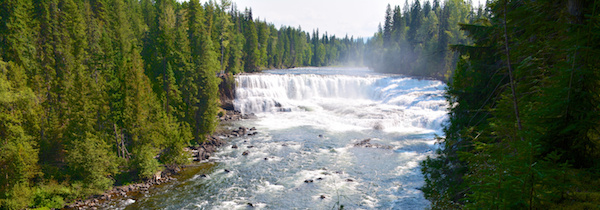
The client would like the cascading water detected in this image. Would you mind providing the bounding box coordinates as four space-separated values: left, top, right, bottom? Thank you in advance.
234 71 447 134
116 67 448 210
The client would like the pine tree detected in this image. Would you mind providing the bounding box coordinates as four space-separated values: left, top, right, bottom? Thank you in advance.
383 4 393 46
188 0 220 143
243 13 260 72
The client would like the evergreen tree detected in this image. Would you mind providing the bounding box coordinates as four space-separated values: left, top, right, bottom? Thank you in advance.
383 4 393 46
243 12 260 72
188 0 220 143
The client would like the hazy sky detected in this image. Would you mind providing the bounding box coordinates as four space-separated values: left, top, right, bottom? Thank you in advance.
225 0 486 39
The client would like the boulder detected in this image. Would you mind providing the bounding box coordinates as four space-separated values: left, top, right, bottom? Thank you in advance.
242 150 250 156
353 138 393 149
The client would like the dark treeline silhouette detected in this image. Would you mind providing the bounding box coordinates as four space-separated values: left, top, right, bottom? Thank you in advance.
421 0 600 209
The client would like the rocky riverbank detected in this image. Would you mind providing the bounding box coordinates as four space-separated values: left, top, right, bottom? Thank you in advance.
64 74 246 209
64 113 260 209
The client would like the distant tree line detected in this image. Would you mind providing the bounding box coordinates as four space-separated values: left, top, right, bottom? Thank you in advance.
366 0 485 80
0 0 363 209
421 0 600 209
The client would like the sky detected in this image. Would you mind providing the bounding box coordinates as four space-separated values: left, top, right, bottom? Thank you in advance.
224 0 486 39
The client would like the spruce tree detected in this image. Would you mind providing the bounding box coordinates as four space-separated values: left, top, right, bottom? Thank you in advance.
243 13 260 72
188 0 220 143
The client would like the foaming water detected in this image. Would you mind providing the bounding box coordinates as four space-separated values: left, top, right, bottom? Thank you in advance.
117 67 447 209
235 69 447 134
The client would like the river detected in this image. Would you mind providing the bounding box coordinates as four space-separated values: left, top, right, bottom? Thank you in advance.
115 67 447 209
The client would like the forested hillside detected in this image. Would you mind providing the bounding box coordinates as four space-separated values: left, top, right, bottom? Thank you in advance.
0 0 363 209
366 0 484 80
421 0 600 209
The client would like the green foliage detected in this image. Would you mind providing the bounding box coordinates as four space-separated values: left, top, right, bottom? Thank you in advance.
31 182 72 209
65 133 117 191
160 121 192 166
0 183 33 210
422 0 600 208
243 14 260 72
0 60 40 210
132 144 162 180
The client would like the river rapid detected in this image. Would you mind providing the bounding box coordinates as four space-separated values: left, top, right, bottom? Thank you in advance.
117 67 448 209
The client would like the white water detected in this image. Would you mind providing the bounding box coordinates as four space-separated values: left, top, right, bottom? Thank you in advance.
120 67 448 209
235 70 447 134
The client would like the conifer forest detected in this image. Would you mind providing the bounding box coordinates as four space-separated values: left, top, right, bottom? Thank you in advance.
1 0 599 209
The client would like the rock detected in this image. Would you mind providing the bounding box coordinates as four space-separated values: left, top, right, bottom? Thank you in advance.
245 113 258 119
345 178 354 182
247 145 254 148
242 150 249 156
247 202 254 207
200 174 208 178
354 138 372 146
218 73 236 111
318 134 323 138
320 195 327 199
353 138 393 149
373 122 384 130
264 157 268 160
304 179 314 183
250 127 257 131
224 169 231 173
231 144 238 149
316 177 323 181
282 143 289 147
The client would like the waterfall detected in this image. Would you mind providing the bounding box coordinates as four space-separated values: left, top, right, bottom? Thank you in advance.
234 73 448 133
